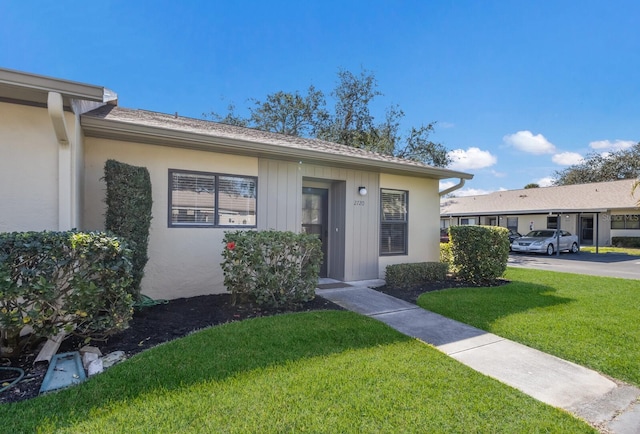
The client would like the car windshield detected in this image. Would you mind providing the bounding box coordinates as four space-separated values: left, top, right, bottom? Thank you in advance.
524 230 555 238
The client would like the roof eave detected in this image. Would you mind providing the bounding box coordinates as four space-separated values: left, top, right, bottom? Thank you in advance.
441 208 610 217
81 115 474 180
0 68 116 105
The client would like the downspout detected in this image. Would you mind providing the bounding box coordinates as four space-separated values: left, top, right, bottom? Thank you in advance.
439 178 466 197
48 92 72 230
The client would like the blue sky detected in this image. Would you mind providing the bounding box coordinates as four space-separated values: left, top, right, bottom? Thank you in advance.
2 0 639 195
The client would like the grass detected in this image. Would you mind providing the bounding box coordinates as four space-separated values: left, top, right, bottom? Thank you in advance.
580 245 640 255
0 311 593 433
418 267 640 387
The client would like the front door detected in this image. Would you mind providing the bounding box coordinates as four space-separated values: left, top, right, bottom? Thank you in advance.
581 216 594 245
302 187 328 277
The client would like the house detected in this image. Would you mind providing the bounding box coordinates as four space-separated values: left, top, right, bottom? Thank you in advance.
440 179 640 247
0 68 472 299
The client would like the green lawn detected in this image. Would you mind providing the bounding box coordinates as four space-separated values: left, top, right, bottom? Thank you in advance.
580 246 640 256
0 311 593 433
418 267 640 387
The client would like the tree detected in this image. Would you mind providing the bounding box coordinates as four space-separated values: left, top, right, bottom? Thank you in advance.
203 103 249 128
396 123 451 167
553 143 640 185
524 183 540 189
206 68 450 167
248 86 329 136
316 68 381 151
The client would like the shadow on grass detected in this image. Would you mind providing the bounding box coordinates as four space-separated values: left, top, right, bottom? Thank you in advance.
417 280 576 331
1 311 411 432
510 250 639 264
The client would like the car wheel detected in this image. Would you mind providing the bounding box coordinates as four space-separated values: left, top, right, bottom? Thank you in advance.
570 243 579 253
546 244 555 256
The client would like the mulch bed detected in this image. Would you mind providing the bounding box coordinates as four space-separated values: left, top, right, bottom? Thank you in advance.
375 278 509 304
1 278 505 404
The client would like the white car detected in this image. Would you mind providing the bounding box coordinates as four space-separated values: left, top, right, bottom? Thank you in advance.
511 229 580 255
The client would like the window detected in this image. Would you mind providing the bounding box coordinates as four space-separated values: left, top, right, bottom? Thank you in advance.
507 217 518 232
169 170 257 228
460 218 476 225
380 189 408 255
547 216 558 229
611 214 640 230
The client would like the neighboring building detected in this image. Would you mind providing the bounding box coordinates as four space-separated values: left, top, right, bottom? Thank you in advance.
440 180 640 247
0 68 472 300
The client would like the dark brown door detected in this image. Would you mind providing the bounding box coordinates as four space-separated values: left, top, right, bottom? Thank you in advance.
302 187 328 277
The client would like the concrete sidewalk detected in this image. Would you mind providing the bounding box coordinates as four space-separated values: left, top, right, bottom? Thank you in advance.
317 279 640 434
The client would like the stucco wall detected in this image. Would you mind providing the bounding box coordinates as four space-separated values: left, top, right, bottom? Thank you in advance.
378 173 440 278
0 101 76 232
83 137 258 299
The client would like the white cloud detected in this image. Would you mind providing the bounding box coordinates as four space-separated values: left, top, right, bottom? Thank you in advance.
552 152 584 166
439 121 455 129
503 130 556 154
536 177 554 187
454 188 494 197
589 139 635 151
439 180 457 191
490 169 507 178
439 180 494 196
447 147 497 171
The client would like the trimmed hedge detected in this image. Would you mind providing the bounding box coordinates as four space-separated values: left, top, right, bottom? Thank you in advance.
440 242 452 265
612 237 640 248
0 231 134 357
221 230 322 309
104 159 152 300
449 225 509 284
385 262 448 289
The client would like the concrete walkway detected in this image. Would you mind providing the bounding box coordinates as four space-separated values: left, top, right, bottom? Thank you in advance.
317 279 640 434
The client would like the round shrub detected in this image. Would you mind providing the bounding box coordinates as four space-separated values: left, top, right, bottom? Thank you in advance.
221 230 322 309
449 225 509 284
0 231 134 357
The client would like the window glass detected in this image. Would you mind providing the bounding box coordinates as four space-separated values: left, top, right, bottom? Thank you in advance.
611 215 625 229
626 215 640 229
380 189 408 255
169 170 257 228
218 176 257 226
171 172 215 225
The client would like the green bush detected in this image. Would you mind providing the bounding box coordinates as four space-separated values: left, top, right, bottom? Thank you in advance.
440 242 452 265
385 262 448 289
612 237 640 248
221 230 322 309
449 225 509 284
104 159 152 300
0 231 134 357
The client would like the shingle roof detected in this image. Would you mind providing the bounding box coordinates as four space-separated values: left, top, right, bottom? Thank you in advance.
440 179 639 216
81 106 472 180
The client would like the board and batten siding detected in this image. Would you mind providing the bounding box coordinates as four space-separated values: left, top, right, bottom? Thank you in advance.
341 169 379 281
258 159 380 281
257 159 302 232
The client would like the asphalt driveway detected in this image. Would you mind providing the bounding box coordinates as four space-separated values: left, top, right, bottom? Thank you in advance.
508 251 640 280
